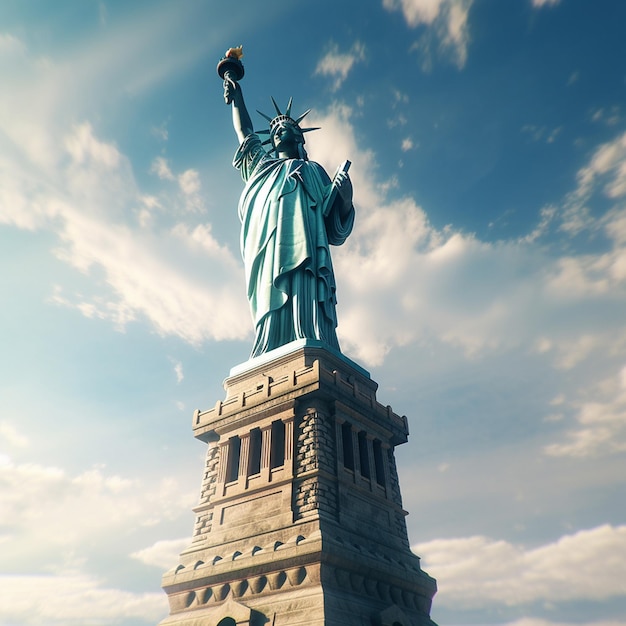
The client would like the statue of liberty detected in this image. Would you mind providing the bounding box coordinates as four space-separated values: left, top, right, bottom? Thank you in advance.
219 48 355 358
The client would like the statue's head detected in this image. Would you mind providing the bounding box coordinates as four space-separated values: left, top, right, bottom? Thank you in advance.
257 97 319 160
270 117 306 158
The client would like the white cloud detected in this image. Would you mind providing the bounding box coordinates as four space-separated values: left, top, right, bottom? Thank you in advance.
131 537 189 569
177 168 204 212
532 0 561 7
0 573 166 626
576 131 626 200
591 106 621 127
544 365 626 457
65 122 121 168
2 112 250 346
152 159 205 212
151 156 175 181
384 0 473 69
314 41 366 91
401 137 415 151
171 358 184 383
0 422 29 448
414 524 626 608
178 168 200 196
0 459 194 567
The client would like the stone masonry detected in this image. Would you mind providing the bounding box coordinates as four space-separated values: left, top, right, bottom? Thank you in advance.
158 343 437 626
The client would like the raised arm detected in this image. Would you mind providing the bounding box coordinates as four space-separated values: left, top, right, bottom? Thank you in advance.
224 78 253 145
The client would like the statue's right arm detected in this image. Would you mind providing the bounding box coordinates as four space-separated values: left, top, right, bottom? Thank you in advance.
224 79 253 145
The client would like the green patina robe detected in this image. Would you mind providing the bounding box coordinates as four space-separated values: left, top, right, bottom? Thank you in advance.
234 134 354 357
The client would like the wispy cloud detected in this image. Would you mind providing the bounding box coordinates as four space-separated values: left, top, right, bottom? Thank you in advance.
521 124 562 144
544 365 626 457
575 130 626 200
591 107 621 127
151 156 175 181
532 0 561 7
384 0 473 70
170 358 184 384
314 41 366 91
0 422 29 449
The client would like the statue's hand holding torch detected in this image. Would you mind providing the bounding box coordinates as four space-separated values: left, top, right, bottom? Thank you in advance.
217 46 245 105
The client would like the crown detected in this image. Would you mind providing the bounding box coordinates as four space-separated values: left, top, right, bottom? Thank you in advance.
257 97 319 147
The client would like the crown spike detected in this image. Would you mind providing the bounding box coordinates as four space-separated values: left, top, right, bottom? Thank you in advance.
257 110 273 123
270 96 283 116
295 109 312 125
285 97 293 118
301 127 320 134
257 129 271 135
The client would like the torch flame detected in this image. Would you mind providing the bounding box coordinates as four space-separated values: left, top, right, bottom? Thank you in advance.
225 46 244 60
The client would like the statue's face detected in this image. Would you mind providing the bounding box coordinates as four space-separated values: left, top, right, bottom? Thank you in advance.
272 121 303 155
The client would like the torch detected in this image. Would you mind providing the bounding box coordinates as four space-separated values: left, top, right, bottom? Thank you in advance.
217 46 245 105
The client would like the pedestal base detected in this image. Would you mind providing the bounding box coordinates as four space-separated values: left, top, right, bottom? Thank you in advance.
159 345 437 626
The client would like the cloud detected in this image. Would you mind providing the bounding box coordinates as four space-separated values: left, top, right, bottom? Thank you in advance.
131 537 189 569
384 0 473 69
0 23 251 358
151 156 175 181
544 365 626 457
575 131 626 201
0 573 166 626
151 121 169 141
0 458 195 568
170 358 184 383
521 124 562 144
0 33 27 55
401 137 415 151
591 107 622 127
414 524 626 608
177 168 204 212
314 41 366 91
532 0 561 7
152 159 204 210
0 422 29 449
2 113 250 346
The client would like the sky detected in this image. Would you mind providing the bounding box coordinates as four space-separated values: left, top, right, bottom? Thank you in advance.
1 0 626 625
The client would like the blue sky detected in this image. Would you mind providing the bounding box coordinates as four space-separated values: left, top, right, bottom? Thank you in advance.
1 0 626 624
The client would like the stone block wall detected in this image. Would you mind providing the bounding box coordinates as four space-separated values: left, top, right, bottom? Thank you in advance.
294 403 338 519
387 448 410 547
192 442 220 541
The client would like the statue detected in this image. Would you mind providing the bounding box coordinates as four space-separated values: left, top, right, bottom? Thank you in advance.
218 47 355 358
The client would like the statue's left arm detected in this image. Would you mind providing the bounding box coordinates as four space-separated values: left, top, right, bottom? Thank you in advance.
332 169 354 223
322 167 355 245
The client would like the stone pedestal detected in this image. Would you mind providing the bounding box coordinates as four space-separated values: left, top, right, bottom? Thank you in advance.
159 344 437 626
